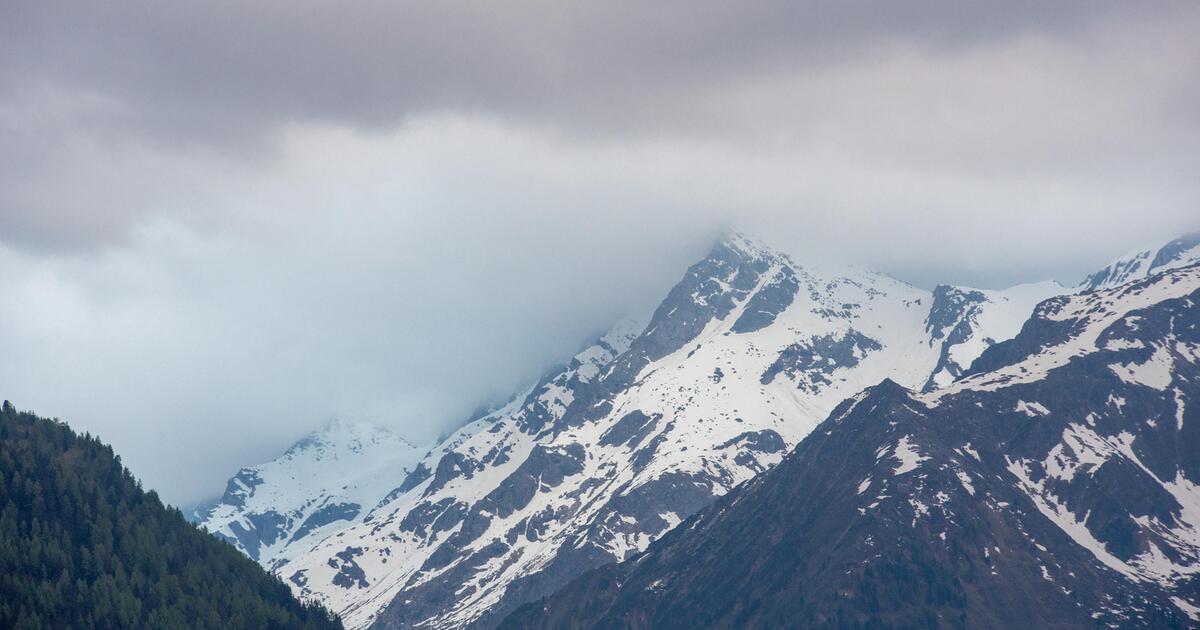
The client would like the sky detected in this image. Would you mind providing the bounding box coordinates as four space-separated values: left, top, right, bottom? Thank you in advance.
2 1 1198 504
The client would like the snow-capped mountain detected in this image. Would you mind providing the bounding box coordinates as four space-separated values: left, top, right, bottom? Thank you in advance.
1082 233 1200 291
200 230 1195 629
270 232 1068 629
193 418 424 568
503 262 1200 629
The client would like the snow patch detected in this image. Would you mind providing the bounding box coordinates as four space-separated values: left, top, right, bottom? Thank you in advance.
955 470 976 496
1015 400 1050 417
1171 596 1200 621
892 435 929 475
1175 389 1187 431
1043 423 1114 483
1109 345 1174 390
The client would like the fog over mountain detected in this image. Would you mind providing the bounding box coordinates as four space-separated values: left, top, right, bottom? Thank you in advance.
1 1 1197 503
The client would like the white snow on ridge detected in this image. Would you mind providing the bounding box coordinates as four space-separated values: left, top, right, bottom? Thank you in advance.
955 470 975 495
1083 235 1200 292
1042 423 1111 483
924 265 1200 402
198 418 425 567
1176 389 1188 432
926 280 1065 390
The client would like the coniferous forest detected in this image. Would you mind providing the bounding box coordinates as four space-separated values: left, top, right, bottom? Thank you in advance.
0 401 343 630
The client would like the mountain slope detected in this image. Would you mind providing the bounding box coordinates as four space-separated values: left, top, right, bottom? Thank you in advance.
921 232 1200 390
922 280 1065 390
280 233 970 629
0 401 343 630
280 316 648 628
206 231 1096 630
193 419 423 569
501 263 1200 629
1082 233 1200 291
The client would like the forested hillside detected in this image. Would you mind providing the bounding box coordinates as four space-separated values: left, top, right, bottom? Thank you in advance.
0 401 343 630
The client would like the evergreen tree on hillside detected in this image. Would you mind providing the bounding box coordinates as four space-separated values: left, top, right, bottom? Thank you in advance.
0 401 342 630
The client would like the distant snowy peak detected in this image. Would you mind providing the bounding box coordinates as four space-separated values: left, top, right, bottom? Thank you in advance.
717 228 774 259
1082 233 1200 292
283 418 413 460
273 233 956 629
195 418 424 566
922 280 1065 390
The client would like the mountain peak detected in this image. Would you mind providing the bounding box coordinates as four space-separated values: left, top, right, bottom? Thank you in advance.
712 227 777 262
283 417 407 457
1081 231 1200 291
318 416 393 439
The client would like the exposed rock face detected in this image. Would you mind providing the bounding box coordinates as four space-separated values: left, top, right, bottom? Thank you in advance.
501 264 1200 629
761 329 883 391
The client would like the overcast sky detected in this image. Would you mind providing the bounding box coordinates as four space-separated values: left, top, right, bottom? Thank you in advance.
2 1 1198 504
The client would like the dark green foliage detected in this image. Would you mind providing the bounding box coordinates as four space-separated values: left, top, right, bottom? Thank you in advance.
0 401 342 630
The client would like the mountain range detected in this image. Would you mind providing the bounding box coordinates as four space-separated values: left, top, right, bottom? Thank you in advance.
193 230 1200 629
504 258 1200 628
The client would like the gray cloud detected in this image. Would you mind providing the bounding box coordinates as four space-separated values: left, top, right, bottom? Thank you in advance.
2 1 1134 136
0 1 1197 502
4 1 1196 247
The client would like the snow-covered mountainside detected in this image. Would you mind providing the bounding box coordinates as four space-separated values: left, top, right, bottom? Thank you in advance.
503 262 1200 629
922 280 1065 390
1082 233 1200 291
193 419 424 568
274 232 1069 630
284 315 651 628
202 231 1188 629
